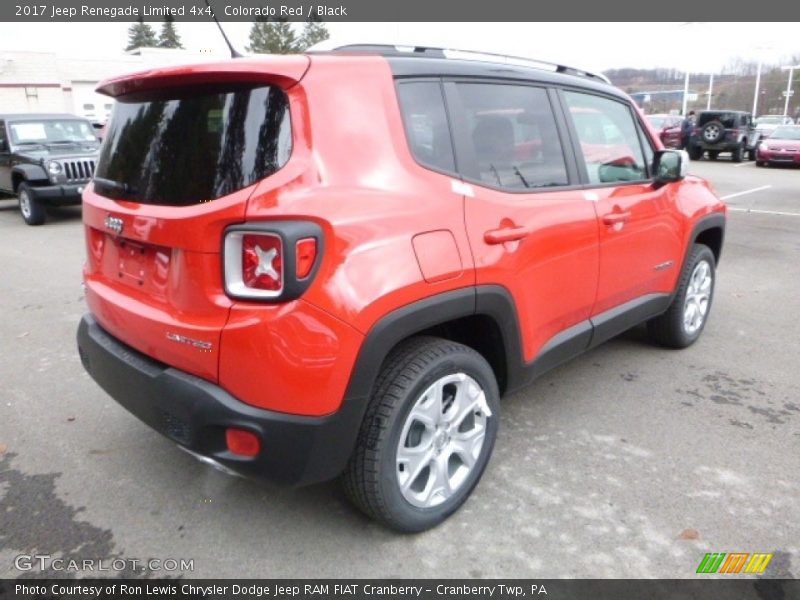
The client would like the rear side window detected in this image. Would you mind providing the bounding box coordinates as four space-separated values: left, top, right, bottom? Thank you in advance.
453 83 569 190
95 84 291 206
564 91 647 184
396 81 456 174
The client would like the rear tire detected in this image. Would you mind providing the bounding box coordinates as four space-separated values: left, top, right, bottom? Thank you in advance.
731 144 743 163
688 147 703 160
648 244 716 349
18 183 45 226
343 336 499 532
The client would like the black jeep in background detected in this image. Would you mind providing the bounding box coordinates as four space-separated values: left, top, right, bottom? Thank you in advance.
0 113 100 225
688 110 760 163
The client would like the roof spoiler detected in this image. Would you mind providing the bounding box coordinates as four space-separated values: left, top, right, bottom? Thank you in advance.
96 56 310 98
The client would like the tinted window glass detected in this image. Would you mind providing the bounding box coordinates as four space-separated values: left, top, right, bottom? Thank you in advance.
637 119 655 176
397 81 456 173
564 92 647 184
454 83 568 190
95 84 291 206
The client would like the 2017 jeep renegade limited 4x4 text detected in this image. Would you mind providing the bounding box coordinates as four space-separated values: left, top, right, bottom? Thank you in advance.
77 45 726 532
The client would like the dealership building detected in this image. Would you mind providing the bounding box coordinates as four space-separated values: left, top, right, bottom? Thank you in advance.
0 47 226 123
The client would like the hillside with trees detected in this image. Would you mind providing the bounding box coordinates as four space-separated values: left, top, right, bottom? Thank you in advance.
606 57 800 118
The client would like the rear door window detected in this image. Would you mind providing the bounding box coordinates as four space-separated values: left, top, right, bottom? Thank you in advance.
95 84 291 206
451 82 569 190
564 91 648 184
396 81 456 174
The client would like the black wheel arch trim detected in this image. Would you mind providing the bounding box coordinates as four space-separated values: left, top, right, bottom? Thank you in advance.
687 211 726 268
343 287 478 403
12 164 48 186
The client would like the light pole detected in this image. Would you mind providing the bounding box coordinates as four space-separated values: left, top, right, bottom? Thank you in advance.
678 22 701 115
682 71 690 116
706 73 714 110
781 65 800 118
753 60 762 115
752 45 774 117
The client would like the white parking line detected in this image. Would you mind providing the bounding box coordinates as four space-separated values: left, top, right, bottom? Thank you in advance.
720 185 772 200
728 207 800 217
734 162 751 167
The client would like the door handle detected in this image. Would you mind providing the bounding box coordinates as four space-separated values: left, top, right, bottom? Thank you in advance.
602 211 632 226
484 226 531 245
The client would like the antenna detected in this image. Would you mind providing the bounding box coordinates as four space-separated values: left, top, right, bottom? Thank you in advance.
203 0 243 58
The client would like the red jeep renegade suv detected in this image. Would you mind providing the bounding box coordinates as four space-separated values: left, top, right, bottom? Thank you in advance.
77 45 726 532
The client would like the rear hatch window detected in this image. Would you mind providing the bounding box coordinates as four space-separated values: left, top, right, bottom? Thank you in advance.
94 84 291 206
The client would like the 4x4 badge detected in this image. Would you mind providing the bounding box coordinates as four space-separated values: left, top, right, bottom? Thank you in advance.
105 214 124 235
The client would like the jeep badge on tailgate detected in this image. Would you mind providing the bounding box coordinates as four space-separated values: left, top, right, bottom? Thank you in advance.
104 215 123 235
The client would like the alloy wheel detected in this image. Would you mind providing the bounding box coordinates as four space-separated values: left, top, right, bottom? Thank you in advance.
683 260 712 335
396 373 492 508
19 190 31 219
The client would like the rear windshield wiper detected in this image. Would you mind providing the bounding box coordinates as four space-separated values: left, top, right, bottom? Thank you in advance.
93 177 133 194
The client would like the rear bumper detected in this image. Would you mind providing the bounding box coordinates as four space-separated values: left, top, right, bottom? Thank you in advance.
76 313 364 486
690 140 741 151
29 183 86 205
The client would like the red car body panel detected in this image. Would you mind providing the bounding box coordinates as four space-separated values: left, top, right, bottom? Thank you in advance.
466 185 599 363
591 181 685 314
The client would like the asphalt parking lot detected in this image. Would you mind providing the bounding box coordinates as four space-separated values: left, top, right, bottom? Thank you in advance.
0 161 798 579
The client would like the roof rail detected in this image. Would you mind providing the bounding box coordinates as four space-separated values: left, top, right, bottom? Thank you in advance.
313 43 611 85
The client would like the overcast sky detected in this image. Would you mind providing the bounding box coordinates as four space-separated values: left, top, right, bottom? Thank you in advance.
0 22 798 73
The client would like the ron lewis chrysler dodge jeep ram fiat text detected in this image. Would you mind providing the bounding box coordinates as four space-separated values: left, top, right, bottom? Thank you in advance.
77 45 726 532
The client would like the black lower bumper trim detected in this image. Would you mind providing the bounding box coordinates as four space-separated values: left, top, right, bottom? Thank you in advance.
29 183 85 205
76 314 366 486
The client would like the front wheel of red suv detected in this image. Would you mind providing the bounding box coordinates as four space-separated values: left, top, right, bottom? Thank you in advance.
343 336 499 532
648 244 716 349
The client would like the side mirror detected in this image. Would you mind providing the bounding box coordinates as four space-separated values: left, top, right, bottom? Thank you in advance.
653 149 688 184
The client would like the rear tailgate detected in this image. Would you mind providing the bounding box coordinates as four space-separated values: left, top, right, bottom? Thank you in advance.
82 56 309 382
82 189 247 382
